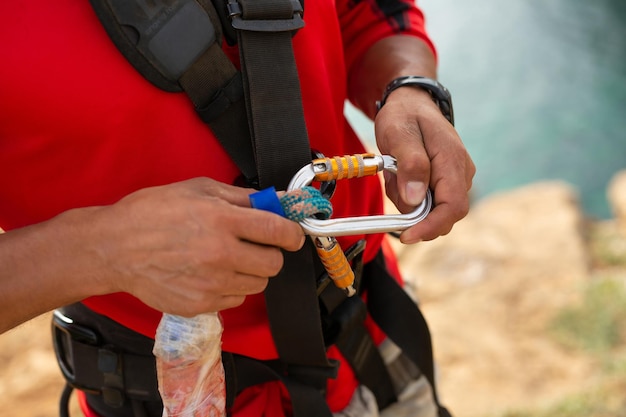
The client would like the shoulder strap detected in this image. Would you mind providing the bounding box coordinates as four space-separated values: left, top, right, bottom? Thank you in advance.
227 0 311 189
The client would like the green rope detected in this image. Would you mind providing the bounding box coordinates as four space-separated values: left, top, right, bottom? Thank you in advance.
280 186 332 222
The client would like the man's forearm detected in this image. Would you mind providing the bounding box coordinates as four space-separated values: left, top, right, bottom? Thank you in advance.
348 35 437 119
0 209 109 333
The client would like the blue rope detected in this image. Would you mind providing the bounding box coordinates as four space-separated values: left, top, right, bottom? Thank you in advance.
279 186 333 222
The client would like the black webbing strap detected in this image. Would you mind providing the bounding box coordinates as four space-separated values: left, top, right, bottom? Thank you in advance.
364 253 453 417
178 0 258 182
332 296 397 409
231 0 312 189
223 353 333 417
263 240 336 417
227 3 336 416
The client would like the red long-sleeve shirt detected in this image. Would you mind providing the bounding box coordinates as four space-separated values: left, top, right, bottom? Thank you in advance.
0 1 434 415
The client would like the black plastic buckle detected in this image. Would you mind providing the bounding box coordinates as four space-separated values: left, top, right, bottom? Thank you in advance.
227 0 304 32
52 310 100 392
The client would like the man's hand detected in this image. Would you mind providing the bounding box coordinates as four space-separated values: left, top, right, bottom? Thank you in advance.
0 178 305 332
92 178 305 316
347 35 475 244
375 86 475 243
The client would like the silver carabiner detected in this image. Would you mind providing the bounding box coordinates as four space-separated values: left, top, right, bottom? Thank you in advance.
287 154 432 237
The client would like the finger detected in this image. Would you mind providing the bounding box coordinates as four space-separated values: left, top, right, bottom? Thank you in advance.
222 272 272 296
394 148 431 208
400 183 470 243
218 239 288 278
397 123 473 242
229 207 305 252
188 272 270 312
210 295 248 312
158 270 270 315
167 294 249 317
187 267 272 296
399 203 457 243
189 177 257 208
375 109 432 209
179 180 305 251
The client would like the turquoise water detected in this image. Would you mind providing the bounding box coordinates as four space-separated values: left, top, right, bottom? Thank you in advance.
348 0 626 219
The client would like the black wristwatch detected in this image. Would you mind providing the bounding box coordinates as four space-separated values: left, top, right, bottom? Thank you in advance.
376 76 455 126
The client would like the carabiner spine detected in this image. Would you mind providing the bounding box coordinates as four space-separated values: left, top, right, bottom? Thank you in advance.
299 190 432 237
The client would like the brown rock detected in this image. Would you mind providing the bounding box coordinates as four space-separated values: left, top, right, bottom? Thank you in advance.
391 181 593 416
607 170 626 237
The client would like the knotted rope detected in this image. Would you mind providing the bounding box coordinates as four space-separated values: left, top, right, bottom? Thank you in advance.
279 186 333 222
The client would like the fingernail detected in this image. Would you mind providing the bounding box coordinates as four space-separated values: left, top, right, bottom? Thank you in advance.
404 238 423 245
400 232 422 245
405 181 427 205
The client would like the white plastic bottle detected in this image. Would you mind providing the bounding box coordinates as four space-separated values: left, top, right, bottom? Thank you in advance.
153 312 226 417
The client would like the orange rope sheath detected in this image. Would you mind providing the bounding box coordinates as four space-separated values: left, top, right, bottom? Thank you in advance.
315 239 355 290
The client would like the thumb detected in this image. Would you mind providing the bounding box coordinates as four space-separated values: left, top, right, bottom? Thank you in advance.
393 151 431 212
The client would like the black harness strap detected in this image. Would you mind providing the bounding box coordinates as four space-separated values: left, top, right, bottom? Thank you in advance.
225 4 337 417
263 241 336 417
230 0 311 190
332 296 397 409
180 45 258 182
364 252 452 417
224 354 333 417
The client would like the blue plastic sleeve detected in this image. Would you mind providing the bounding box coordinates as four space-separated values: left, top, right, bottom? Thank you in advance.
249 187 286 217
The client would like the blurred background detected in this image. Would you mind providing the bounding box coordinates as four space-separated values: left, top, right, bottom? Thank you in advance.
348 1 626 416
348 0 626 219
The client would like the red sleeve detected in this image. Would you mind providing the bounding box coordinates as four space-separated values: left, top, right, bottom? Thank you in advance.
337 0 437 76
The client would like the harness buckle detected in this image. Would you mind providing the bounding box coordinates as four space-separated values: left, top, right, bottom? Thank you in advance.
287 154 432 237
227 0 304 32
52 310 100 392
